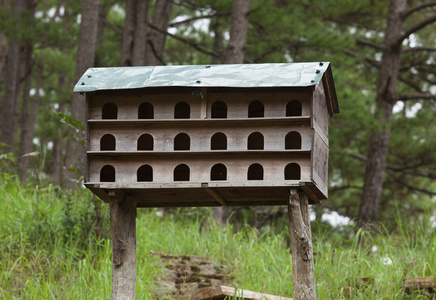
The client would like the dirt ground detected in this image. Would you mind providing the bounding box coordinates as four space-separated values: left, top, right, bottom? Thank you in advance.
151 251 233 299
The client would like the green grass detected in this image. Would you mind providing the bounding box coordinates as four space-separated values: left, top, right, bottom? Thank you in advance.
0 174 435 299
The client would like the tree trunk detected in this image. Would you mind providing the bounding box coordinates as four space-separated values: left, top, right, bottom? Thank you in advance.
0 0 7 97
145 0 172 66
121 0 149 66
212 206 228 226
18 47 39 181
225 0 251 64
64 0 100 189
0 0 27 154
358 0 405 228
288 190 316 300
131 0 148 66
210 18 224 64
110 191 137 300
51 3 72 186
96 1 109 49
120 0 136 66
52 126 64 186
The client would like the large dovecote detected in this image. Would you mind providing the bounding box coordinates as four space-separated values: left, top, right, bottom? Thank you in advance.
74 62 339 207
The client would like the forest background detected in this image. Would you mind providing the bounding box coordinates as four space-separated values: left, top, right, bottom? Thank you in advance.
0 0 436 298
1 0 435 227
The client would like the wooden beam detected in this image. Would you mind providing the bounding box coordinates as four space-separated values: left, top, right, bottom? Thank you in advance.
195 285 293 300
288 189 316 299
299 182 321 204
404 277 435 293
109 190 138 300
205 188 227 206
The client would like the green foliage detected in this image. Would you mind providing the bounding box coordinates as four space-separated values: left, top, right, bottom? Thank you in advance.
1 3 435 290
1 180 435 298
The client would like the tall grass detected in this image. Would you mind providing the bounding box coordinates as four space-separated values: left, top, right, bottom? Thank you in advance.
0 173 435 299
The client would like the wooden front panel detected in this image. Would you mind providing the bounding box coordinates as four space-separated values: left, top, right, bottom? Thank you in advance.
89 92 203 120
208 91 311 118
88 121 312 152
87 154 311 185
88 89 311 120
84 87 329 205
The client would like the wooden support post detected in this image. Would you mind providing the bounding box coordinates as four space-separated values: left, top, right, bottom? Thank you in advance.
109 190 137 300
288 189 316 300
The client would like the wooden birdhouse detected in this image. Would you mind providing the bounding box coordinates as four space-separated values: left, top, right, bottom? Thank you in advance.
73 63 339 207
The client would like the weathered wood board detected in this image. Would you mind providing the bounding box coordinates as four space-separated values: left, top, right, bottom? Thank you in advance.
195 285 293 300
311 130 329 199
89 88 312 120
85 184 321 207
88 120 313 152
311 80 329 146
404 277 435 293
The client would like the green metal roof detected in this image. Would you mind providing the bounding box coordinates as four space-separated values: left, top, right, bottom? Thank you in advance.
74 62 339 113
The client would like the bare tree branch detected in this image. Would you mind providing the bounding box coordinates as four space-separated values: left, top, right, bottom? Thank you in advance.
356 38 385 51
333 151 435 175
330 185 363 193
148 23 221 59
333 152 436 196
398 93 436 101
402 1 436 19
332 150 367 162
248 46 279 63
343 49 380 68
399 15 436 44
146 40 165 65
398 75 423 93
168 13 229 28
403 46 436 53
106 20 122 34
387 171 436 196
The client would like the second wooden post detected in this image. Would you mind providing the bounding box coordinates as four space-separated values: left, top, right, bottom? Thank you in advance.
288 189 316 300
109 190 138 300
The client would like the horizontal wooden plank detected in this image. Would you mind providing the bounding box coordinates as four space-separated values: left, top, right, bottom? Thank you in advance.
84 183 322 206
88 123 313 152
195 285 293 300
85 182 302 189
87 155 312 186
89 88 312 121
404 277 435 291
87 150 311 157
87 116 311 125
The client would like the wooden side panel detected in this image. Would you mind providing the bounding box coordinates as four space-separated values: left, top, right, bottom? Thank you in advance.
311 80 329 146
311 130 328 198
85 94 91 182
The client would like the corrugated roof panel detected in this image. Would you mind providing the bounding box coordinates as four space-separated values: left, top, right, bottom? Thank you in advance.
73 62 330 92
